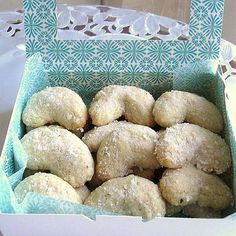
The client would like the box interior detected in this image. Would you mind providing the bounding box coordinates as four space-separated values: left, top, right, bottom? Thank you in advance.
1 54 235 219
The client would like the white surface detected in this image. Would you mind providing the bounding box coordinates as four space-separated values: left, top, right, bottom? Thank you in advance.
0 5 188 40
56 5 188 40
0 215 236 236
0 37 25 151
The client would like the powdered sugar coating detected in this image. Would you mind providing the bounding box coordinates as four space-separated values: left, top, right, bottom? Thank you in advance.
153 90 223 133
85 175 166 220
96 124 160 181
159 166 233 210
156 123 231 174
82 121 137 152
14 173 82 203
22 87 88 130
89 85 155 127
21 125 94 187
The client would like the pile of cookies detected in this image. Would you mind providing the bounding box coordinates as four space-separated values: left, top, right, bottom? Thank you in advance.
15 85 234 220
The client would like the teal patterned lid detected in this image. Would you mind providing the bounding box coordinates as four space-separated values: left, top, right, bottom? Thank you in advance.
23 0 225 77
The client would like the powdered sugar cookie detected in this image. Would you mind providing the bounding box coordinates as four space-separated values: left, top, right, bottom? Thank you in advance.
85 175 166 220
15 173 82 203
156 123 231 174
96 125 159 181
89 85 155 127
159 166 233 210
22 87 88 130
153 90 223 133
21 125 94 187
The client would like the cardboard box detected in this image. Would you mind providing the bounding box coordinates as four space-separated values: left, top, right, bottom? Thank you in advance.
0 0 236 235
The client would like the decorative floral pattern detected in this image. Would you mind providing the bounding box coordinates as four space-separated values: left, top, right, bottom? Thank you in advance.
204 0 224 12
147 66 172 84
122 41 146 63
25 41 43 55
192 32 206 47
24 14 41 37
71 41 94 62
139 57 154 71
194 6 208 21
45 15 57 35
174 42 196 64
202 15 223 38
97 65 120 84
22 0 225 79
23 0 41 11
123 65 144 84
72 64 94 82
199 41 220 60
89 57 104 71
114 58 129 71
47 64 70 83
46 40 69 62
38 31 52 45
148 42 172 62
97 41 121 63
165 58 180 71
64 56 78 70
36 5 50 19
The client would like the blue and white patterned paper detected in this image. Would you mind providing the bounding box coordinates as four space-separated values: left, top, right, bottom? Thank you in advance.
23 0 225 94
